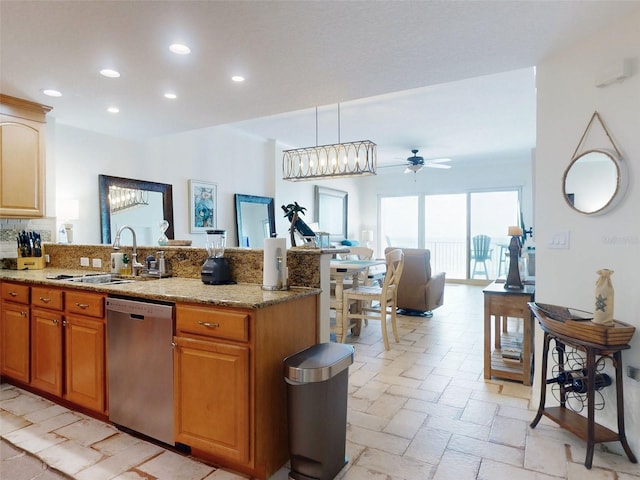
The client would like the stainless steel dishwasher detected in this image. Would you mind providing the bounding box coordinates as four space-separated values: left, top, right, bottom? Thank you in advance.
106 297 175 445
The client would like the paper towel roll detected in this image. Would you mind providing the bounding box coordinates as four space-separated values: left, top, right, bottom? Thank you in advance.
263 237 287 290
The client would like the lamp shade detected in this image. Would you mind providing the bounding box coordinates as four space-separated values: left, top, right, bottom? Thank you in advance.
508 226 523 236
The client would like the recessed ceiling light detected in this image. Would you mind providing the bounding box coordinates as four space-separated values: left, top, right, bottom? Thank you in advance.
100 69 121 78
231 76 245 82
107 107 120 114
164 93 177 99
169 43 191 55
43 89 62 97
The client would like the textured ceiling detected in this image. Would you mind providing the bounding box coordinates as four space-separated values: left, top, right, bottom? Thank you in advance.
1 1 637 166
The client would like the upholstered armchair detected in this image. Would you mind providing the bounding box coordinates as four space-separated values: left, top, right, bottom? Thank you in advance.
384 247 445 317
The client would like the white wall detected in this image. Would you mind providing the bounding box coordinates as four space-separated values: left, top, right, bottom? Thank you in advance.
55 125 143 244
536 10 640 456
55 124 275 247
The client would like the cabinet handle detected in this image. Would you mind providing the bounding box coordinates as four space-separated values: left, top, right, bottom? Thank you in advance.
62 320 68 327
75 302 89 309
20 311 27 317
198 321 220 328
39 297 52 303
9 291 18 297
52 319 59 325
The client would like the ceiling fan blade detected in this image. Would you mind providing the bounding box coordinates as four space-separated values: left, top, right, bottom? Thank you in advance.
424 157 451 164
424 163 451 169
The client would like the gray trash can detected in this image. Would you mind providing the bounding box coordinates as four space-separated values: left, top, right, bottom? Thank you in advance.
284 342 355 480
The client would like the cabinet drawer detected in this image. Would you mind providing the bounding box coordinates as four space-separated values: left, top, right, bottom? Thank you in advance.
31 286 64 311
176 305 249 341
1 282 29 304
65 291 105 318
486 294 530 318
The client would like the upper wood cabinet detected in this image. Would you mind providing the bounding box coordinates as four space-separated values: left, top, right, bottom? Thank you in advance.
0 94 52 218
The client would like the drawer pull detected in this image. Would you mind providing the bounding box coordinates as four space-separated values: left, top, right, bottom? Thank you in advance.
20 311 27 317
39 297 52 303
9 291 18 297
75 302 90 309
198 321 220 328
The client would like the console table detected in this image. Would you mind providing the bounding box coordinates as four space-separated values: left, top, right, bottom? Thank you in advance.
529 302 637 469
483 281 535 385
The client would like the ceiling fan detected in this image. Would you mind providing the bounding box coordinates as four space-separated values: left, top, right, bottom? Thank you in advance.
403 149 451 174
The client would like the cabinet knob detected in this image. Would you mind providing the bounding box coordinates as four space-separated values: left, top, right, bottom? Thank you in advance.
198 321 220 328
20 311 27 317
62 320 68 327
52 319 59 325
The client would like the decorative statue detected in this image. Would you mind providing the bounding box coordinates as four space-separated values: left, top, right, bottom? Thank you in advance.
281 202 307 247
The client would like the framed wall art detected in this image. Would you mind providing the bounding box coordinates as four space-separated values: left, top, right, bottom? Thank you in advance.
189 179 217 233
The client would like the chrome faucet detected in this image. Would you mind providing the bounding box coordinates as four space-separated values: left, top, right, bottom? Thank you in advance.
112 225 144 275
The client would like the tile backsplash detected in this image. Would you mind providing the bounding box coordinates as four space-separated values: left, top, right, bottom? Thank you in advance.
0 217 56 263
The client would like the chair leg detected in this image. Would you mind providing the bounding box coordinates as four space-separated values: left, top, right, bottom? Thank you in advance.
390 304 399 343
380 310 390 350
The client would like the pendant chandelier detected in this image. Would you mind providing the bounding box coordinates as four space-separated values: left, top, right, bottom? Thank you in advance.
282 105 377 181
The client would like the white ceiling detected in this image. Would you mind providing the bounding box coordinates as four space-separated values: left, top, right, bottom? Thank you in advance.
2 1 638 168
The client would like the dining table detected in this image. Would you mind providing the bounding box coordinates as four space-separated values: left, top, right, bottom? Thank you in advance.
330 258 386 342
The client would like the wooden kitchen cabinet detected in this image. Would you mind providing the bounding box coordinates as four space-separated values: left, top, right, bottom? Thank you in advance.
0 94 52 218
174 336 250 462
30 286 64 396
1 282 31 382
64 290 106 413
174 295 318 480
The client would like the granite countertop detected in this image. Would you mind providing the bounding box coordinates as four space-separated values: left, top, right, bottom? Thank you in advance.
0 268 320 309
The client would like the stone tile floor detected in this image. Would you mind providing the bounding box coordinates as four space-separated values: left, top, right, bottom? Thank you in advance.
2 284 639 479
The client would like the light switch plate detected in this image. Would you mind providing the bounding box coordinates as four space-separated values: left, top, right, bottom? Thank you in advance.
548 230 570 249
80 257 90 267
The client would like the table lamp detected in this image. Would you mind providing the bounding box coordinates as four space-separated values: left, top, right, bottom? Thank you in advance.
57 198 80 243
504 225 523 289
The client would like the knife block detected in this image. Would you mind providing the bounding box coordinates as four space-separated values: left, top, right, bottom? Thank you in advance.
17 246 46 270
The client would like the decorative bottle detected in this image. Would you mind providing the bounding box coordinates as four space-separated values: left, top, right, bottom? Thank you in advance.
593 269 614 326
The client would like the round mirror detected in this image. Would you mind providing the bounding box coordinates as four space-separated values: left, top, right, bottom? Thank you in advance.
562 149 626 215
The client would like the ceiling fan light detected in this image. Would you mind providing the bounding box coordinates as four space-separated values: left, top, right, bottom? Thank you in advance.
406 164 423 173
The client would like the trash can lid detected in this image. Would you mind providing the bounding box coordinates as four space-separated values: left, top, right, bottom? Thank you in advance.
284 342 355 384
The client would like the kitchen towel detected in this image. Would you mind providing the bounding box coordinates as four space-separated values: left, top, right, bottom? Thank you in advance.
262 237 287 290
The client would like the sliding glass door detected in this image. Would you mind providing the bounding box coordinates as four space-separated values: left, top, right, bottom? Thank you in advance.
379 195 419 249
425 194 466 278
379 189 520 280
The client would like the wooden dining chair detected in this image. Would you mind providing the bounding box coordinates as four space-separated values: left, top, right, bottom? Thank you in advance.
341 248 404 350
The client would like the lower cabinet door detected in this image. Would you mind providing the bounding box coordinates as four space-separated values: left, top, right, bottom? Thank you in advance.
31 308 63 396
64 314 106 413
174 336 250 464
0 302 30 383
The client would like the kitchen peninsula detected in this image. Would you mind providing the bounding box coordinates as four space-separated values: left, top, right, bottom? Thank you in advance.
0 243 324 480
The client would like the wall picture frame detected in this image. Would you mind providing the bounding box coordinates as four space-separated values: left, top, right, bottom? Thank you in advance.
189 179 217 233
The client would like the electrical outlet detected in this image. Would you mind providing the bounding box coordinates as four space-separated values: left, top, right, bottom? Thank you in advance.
627 366 640 381
45 254 50 263
80 257 90 267
92 258 102 268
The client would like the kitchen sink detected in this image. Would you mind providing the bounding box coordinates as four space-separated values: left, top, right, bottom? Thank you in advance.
47 273 135 285
68 274 135 285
